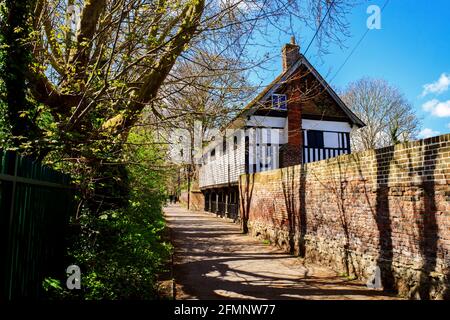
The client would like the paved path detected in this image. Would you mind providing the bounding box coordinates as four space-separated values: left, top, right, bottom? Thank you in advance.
165 204 399 300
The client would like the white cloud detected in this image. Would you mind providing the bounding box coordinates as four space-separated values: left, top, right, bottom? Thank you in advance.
421 73 450 97
418 128 440 139
421 99 450 117
422 99 439 112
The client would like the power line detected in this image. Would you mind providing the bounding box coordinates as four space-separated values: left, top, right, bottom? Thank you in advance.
303 0 336 56
330 0 390 83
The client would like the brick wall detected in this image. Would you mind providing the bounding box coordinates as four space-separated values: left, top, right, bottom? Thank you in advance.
239 134 450 299
180 190 205 211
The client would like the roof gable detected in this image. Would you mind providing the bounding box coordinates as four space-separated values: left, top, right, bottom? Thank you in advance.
230 54 365 128
299 55 365 127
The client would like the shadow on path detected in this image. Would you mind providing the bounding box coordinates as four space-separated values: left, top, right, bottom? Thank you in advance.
165 205 400 300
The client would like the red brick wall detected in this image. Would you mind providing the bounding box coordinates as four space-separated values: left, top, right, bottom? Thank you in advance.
180 191 204 211
239 134 450 299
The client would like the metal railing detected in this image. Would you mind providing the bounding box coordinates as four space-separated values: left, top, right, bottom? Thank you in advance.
303 146 350 163
226 203 239 220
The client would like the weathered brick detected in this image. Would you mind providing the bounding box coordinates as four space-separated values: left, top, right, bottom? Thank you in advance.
239 134 450 299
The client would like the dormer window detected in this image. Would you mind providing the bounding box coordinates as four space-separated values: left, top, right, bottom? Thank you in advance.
272 94 287 110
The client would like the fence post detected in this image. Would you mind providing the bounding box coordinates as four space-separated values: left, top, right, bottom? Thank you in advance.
8 153 18 234
6 153 18 300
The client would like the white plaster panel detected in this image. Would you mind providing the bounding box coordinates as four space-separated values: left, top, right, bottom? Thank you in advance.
324 131 340 148
302 119 352 132
247 116 286 128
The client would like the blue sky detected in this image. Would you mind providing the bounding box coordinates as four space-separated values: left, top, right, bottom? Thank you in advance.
249 0 450 138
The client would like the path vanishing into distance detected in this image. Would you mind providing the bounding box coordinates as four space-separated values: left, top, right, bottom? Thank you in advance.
164 204 400 300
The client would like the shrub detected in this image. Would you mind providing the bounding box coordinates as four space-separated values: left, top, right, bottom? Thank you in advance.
44 128 172 300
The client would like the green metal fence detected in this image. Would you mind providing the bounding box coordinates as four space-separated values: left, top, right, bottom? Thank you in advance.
0 150 75 300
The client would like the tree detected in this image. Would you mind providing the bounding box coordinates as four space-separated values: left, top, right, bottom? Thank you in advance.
4 0 354 208
341 78 420 151
25 0 353 145
0 0 357 298
157 55 253 207
161 55 253 154
0 0 42 151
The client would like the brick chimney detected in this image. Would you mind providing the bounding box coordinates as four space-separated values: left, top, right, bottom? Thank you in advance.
279 87 303 168
279 36 303 168
282 36 300 72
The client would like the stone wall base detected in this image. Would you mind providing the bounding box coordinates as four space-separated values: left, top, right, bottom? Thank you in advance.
247 220 449 300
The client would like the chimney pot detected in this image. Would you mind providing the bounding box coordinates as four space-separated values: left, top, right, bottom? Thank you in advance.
282 37 300 72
